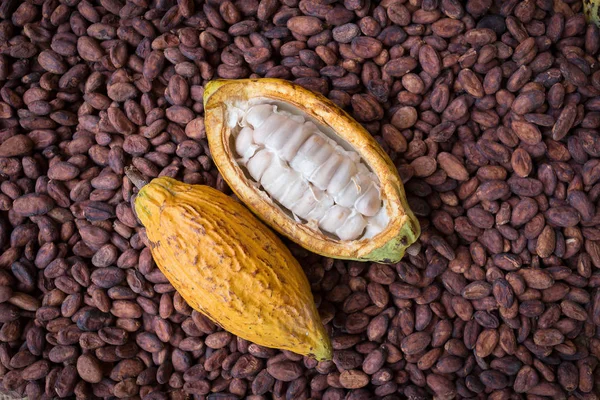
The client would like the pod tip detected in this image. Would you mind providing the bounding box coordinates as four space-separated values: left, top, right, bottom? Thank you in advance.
125 166 148 190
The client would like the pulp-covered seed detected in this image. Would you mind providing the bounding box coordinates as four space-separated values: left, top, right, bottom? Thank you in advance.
236 127 258 161
247 149 273 181
253 113 290 144
244 104 274 128
355 184 381 217
319 205 351 233
291 188 322 219
290 135 333 179
280 123 314 162
311 152 343 191
364 208 389 239
261 159 294 200
335 174 368 208
305 191 334 221
264 118 302 152
327 157 357 194
336 212 367 241
279 177 309 210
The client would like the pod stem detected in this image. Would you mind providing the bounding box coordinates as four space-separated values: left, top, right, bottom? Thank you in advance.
125 166 148 190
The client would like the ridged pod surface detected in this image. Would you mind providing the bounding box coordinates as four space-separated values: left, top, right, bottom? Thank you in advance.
133 176 332 360
204 78 420 263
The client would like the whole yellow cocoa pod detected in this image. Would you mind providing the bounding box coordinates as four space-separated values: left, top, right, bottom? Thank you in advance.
204 78 420 263
127 170 332 360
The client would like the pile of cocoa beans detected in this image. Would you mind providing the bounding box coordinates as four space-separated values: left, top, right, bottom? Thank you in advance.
1 0 600 398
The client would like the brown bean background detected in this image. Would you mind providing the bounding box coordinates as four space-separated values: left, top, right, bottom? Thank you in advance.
1 0 600 399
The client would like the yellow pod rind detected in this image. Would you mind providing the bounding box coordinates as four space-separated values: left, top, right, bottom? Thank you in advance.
204 78 420 264
584 0 600 27
134 176 332 361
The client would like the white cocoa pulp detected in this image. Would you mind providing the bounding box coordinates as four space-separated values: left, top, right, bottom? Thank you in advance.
230 100 389 241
